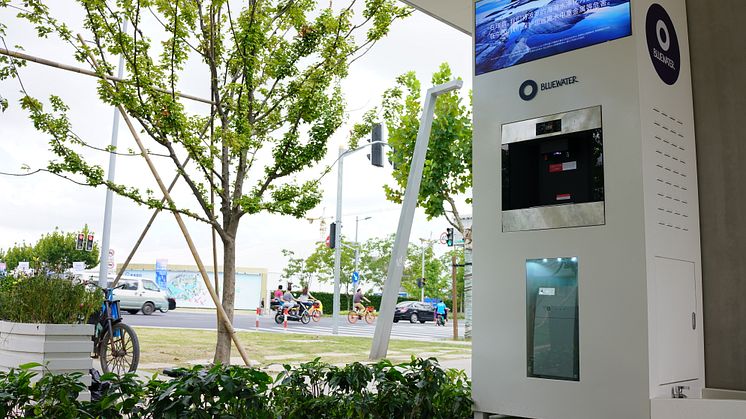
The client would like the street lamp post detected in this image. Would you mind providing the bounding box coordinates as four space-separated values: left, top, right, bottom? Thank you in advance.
370 79 463 360
98 21 128 288
332 143 387 335
354 216 372 277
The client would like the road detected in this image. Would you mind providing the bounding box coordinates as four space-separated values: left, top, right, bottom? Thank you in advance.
123 310 464 342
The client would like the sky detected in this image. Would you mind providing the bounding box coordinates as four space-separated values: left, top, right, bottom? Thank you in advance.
0 2 472 287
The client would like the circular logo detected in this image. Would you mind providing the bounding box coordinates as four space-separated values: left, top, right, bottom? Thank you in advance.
646 4 680 85
519 79 538 101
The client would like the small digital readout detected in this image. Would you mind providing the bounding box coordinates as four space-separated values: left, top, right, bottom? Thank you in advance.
536 119 562 136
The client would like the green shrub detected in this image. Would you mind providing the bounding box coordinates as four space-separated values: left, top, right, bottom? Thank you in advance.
0 274 101 324
145 364 273 418
0 358 472 419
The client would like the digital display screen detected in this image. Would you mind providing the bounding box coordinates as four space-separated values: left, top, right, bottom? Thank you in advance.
536 119 562 135
475 0 632 75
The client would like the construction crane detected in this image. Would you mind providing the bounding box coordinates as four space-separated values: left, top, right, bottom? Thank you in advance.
305 208 333 242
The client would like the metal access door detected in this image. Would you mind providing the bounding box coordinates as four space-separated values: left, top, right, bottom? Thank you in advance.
654 257 698 385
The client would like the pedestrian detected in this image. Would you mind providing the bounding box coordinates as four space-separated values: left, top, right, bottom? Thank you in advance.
274 284 284 300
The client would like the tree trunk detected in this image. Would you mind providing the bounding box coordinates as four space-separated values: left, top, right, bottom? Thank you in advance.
214 235 236 364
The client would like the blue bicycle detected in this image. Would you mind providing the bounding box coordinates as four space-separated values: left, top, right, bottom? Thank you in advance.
88 283 140 374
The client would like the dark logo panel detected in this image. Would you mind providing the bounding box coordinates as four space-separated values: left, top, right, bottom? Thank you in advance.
520 80 538 101
646 3 680 85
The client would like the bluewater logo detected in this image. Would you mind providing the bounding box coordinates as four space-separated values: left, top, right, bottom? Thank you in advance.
519 80 538 101
646 3 680 85
519 76 579 101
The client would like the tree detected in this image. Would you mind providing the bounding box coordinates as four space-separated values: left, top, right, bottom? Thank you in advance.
286 234 447 297
301 238 355 290
351 62 472 234
352 62 473 332
399 242 448 299
1 1 410 363
34 226 100 272
1 243 34 272
0 226 100 272
279 249 313 288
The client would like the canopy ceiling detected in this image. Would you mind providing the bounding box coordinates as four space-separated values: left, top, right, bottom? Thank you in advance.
400 0 473 35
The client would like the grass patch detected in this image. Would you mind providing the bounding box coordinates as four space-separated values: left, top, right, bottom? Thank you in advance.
134 327 470 372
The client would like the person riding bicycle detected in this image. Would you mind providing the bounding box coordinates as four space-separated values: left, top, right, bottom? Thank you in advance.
297 285 315 313
282 284 297 312
435 301 448 325
274 285 284 301
353 288 369 314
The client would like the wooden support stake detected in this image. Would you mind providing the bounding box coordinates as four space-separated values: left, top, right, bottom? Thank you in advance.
119 111 251 366
0 47 213 105
113 156 191 286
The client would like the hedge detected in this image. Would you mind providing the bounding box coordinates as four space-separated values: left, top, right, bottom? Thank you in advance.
0 358 473 418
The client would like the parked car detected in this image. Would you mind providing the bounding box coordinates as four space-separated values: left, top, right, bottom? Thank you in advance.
109 277 170 315
393 301 435 324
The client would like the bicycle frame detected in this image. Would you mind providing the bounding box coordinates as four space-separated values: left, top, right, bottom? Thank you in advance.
94 288 123 352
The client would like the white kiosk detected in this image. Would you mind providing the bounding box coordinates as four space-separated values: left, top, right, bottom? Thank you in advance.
470 0 703 418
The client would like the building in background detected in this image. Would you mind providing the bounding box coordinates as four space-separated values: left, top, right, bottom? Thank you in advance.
123 264 267 311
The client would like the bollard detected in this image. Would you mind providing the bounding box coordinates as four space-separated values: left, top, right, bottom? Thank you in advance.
283 308 288 331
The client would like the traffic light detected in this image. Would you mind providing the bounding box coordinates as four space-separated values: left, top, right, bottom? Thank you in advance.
76 233 85 250
367 123 384 168
85 234 94 252
329 222 337 249
446 228 454 247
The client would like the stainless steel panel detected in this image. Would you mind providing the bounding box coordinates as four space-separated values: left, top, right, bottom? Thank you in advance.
502 202 605 232
502 106 602 145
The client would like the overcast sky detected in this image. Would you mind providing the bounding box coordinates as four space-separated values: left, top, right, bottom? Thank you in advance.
0 2 472 285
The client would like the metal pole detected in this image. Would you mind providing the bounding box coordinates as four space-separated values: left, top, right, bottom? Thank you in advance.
421 243 425 302
98 21 127 288
332 147 344 335
370 80 462 360
352 217 359 312
452 254 459 340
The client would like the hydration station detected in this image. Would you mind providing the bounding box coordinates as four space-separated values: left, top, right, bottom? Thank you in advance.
470 0 703 418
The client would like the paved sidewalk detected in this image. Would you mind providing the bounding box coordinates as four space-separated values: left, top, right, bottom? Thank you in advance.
439 357 472 378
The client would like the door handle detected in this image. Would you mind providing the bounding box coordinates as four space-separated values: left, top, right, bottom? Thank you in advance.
692 312 696 330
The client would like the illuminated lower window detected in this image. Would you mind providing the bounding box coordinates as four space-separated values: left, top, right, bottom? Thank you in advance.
526 257 579 381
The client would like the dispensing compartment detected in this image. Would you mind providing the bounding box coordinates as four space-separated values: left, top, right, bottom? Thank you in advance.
526 257 580 382
502 106 605 232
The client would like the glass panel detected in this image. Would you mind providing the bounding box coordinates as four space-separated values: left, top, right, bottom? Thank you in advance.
502 128 604 211
526 258 579 381
143 280 160 291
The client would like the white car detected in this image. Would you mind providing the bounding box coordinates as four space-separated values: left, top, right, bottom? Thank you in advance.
111 278 170 315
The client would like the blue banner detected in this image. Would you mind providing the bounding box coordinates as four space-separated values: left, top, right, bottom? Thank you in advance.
155 259 168 289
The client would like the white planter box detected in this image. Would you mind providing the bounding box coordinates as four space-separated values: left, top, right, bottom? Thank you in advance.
0 321 93 400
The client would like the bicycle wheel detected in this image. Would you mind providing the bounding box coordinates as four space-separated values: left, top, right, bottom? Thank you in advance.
347 311 358 324
364 311 376 324
300 312 311 325
311 310 321 322
99 322 140 375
